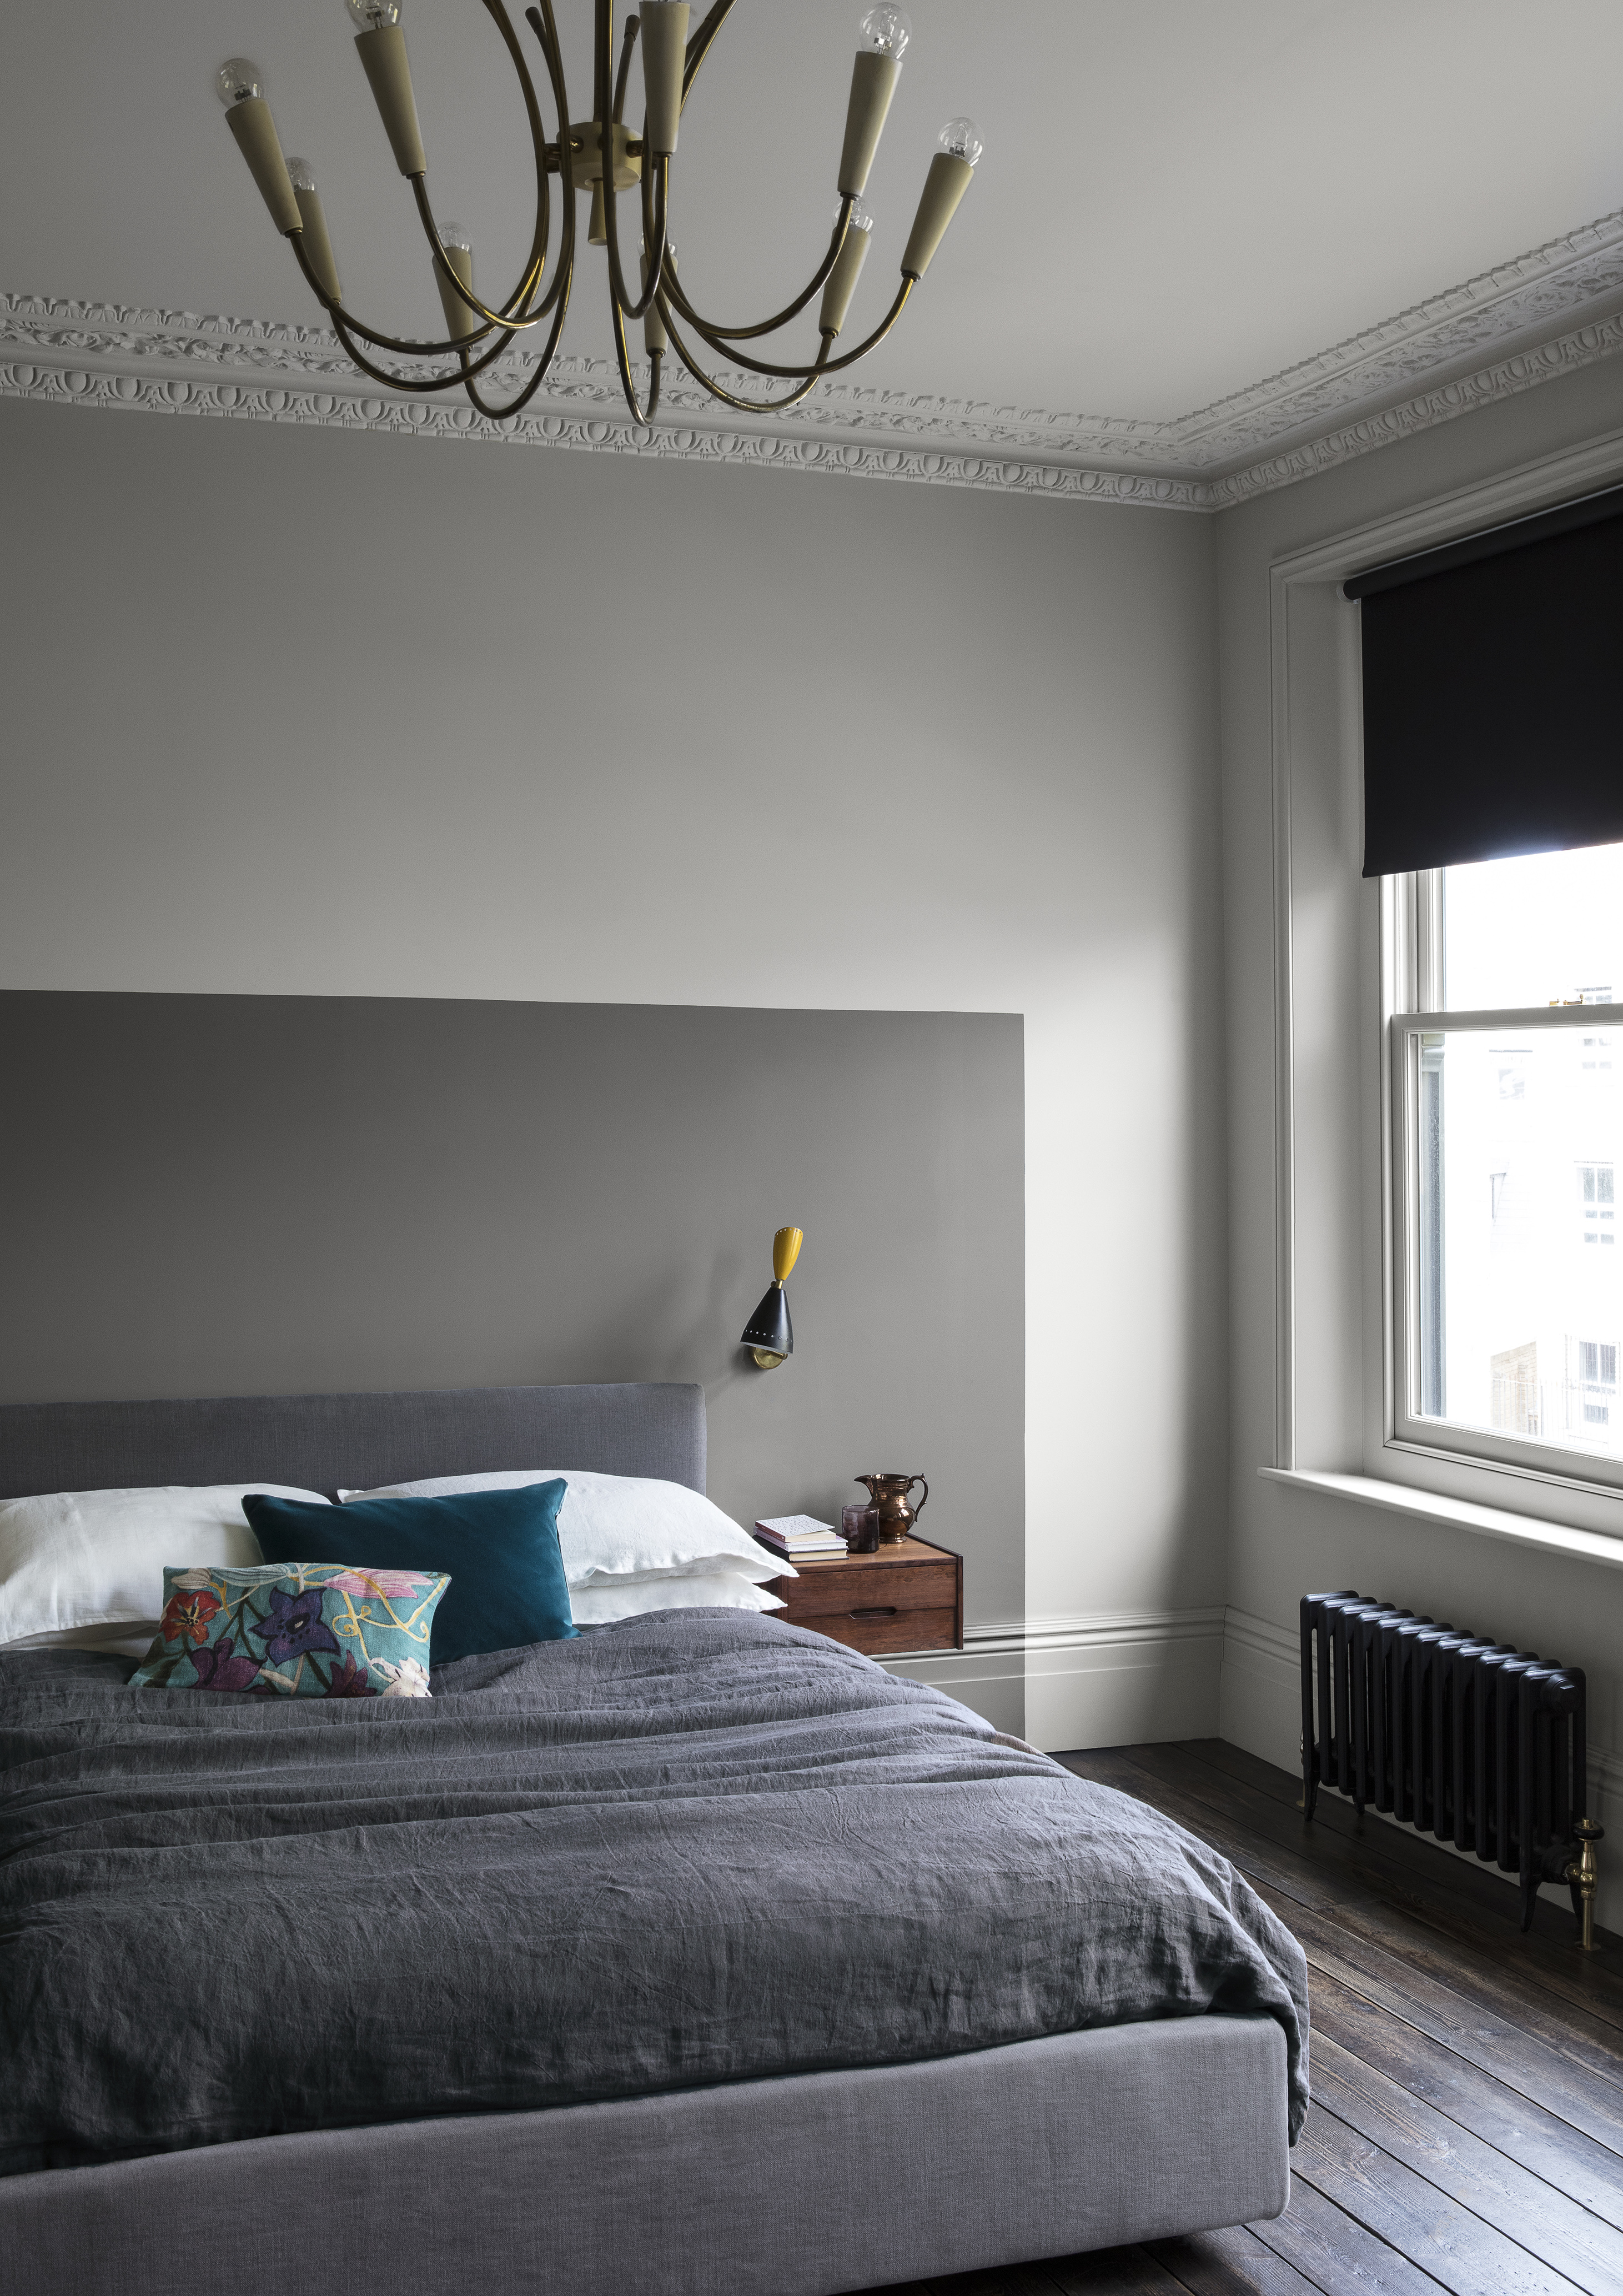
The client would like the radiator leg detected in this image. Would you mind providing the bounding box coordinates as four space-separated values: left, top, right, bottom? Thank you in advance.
1519 1876 1539 1934
1300 1733 1319 1821
1565 1818 1604 1952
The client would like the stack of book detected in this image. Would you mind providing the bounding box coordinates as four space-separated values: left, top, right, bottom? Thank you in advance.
755 1514 847 1561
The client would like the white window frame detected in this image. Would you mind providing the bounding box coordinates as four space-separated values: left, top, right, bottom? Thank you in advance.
1262 427 1623 1554
1388 984 1623 1497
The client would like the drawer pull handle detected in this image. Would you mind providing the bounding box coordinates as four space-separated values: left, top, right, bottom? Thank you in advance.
850 1606 898 1619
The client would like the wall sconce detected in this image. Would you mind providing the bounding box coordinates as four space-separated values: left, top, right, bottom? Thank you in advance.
742 1227 803 1368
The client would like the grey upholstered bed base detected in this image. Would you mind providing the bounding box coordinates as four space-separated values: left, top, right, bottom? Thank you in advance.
4 2017 1289 2296
0 1381 1292 2291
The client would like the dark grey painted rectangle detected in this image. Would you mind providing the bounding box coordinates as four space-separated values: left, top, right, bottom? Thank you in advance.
0 992 1023 1630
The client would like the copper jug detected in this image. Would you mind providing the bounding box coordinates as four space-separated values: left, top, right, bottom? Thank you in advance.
855 1472 929 1546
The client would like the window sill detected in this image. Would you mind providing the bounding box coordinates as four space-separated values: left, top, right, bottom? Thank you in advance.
1258 1466 1623 1571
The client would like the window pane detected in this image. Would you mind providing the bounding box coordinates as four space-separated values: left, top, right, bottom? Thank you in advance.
1443 842 1623 1011
1416 1027 1623 1456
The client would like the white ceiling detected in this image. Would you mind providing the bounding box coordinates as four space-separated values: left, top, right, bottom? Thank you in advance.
5 1 1623 433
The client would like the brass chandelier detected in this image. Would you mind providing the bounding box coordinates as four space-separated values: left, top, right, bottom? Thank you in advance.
215 1 983 425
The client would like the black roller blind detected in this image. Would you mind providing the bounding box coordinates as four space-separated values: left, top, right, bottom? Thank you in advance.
1348 486 1623 879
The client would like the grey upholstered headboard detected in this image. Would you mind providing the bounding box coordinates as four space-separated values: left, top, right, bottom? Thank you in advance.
0 1382 706 1503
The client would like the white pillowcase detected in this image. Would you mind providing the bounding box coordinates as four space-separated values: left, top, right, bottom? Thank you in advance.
338 1468 787 1588
567 1571 786 1625
0 1483 328 1651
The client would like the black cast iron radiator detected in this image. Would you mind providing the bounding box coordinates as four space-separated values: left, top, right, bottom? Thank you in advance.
1300 1591 1602 1946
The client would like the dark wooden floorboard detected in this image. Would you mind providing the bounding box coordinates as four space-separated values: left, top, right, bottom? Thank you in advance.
1309 2033 1623 2294
1066 1743 1623 2044
1139 1741 1623 2031
1308 1973 1623 2229
1246 2176 1452 2295
1294 2100 1585 2296
1267 1893 1623 2149
860 1737 1621 2296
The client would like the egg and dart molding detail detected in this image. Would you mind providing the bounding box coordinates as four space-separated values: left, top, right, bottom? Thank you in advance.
215 1 984 425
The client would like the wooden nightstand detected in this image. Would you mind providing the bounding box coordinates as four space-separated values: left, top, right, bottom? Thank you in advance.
759 1535 963 1658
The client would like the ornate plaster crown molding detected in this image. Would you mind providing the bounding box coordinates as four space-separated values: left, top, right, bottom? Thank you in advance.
7 202 1623 509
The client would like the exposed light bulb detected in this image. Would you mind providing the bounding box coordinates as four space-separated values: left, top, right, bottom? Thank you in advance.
215 58 264 108
856 4 911 62
832 197 875 235
438 220 474 259
286 156 319 194
345 0 402 29
937 116 984 168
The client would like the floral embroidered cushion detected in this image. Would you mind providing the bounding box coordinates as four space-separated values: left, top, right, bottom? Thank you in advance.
128 1563 449 1698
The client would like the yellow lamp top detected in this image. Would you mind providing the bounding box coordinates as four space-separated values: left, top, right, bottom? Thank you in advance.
772 1226 803 1284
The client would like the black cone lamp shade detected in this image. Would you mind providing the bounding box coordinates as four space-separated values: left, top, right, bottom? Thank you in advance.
742 1226 803 1368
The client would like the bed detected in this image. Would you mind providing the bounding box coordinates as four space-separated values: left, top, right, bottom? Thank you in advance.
0 1380 1305 2296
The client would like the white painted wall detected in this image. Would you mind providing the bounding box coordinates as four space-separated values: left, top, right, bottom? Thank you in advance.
0 395 1227 1747
1216 350 1623 1925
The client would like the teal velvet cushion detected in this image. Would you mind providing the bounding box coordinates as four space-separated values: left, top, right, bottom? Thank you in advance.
129 1562 448 1697
243 1481 575 1666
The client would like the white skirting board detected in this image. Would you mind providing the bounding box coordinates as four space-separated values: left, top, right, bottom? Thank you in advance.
883 1608 1228 1752
1219 1605 1622 1934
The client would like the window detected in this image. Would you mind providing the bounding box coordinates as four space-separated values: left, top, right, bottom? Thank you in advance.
1579 1162 1616 1245
1389 842 1623 1485
1570 1337 1618 1436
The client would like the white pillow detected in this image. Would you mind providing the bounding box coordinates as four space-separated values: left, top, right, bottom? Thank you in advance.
339 1469 787 1587
567 1571 787 1625
0 1483 328 1651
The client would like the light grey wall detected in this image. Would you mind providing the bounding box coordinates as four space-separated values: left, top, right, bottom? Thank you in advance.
0 393 1223 1746
1215 351 1623 1916
0 990 1023 1631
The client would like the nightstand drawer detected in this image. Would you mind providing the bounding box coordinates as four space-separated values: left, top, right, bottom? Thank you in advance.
802 1605 961 1657
784 1558 958 1623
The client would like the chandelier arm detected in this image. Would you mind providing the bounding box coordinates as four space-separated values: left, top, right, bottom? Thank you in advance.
521 0 577 320
410 178 545 332
284 232 519 380
592 0 612 126
812 278 914 370
405 0 556 332
662 275 914 378
326 300 520 391
660 304 833 413
657 203 855 342
606 283 660 425
611 9 639 124
284 209 495 355
680 0 739 104
606 153 669 323
456 267 576 419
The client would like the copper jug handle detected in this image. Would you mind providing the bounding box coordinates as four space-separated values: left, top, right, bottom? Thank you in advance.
910 1476 929 1519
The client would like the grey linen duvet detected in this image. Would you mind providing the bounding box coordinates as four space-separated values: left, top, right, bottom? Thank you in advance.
0 1610 1308 2174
